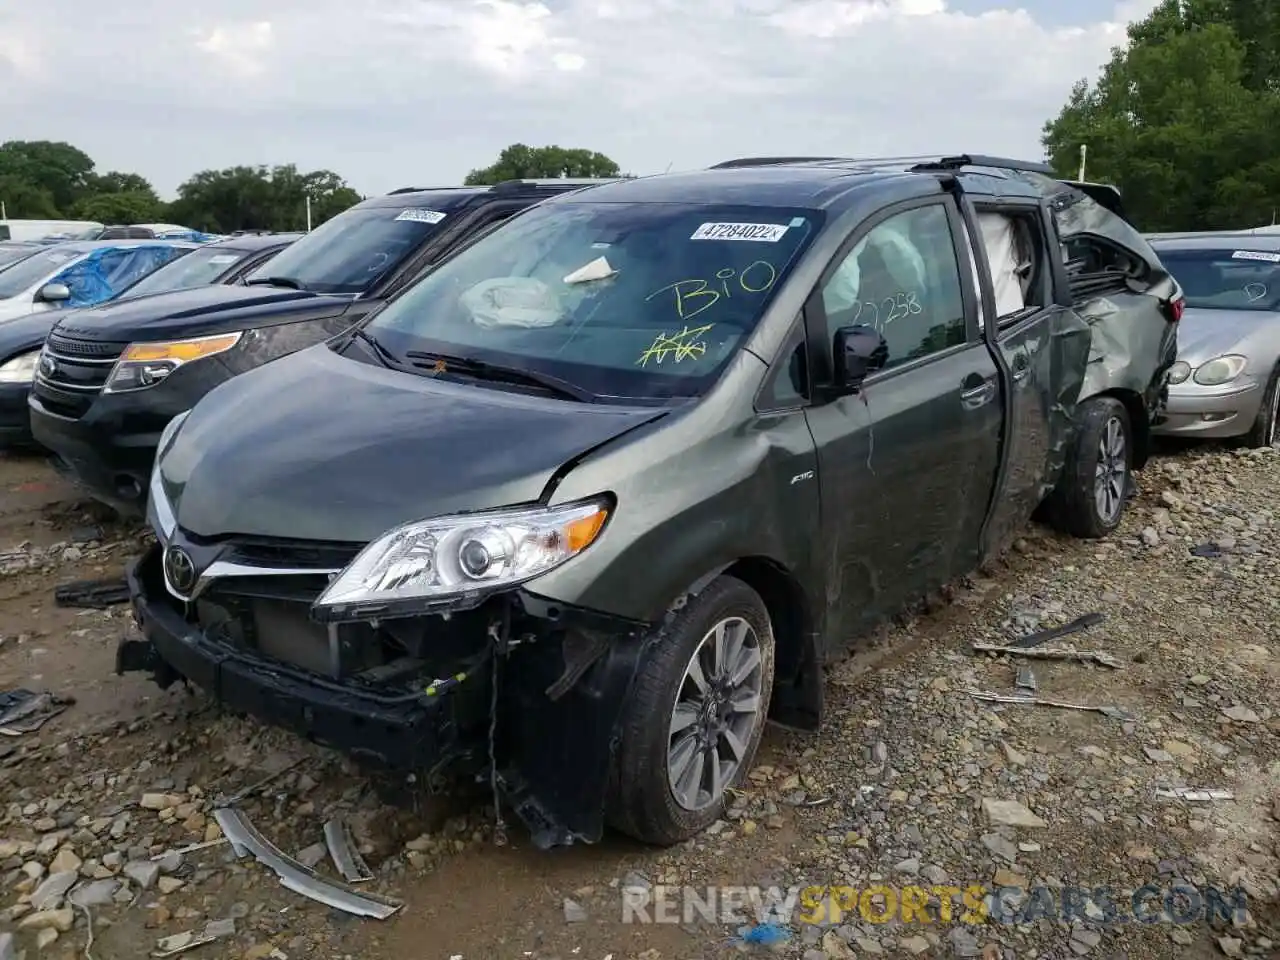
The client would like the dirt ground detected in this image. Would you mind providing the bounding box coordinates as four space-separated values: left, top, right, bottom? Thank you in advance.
0 444 1276 960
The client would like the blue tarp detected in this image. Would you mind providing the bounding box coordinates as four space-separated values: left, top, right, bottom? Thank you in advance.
56 245 191 308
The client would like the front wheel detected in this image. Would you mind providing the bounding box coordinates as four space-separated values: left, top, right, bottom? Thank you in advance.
606 576 775 846
1240 364 1279 449
1046 396 1133 539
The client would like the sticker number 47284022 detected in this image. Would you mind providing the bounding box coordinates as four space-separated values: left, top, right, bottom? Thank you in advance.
396 209 447 224
691 222 789 242
1231 250 1280 263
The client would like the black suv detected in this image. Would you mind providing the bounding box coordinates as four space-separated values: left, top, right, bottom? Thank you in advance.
29 180 611 512
122 156 1179 850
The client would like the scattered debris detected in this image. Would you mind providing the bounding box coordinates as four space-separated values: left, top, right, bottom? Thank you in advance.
323 818 374 883
0 689 74 735
1010 611 1104 649
152 930 219 958
1015 667 1037 692
966 690 1135 721
1155 787 1235 802
53 577 130 609
1189 542 1224 558
214 808 402 919
152 837 229 860
971 642 1123 668
214 757 305 807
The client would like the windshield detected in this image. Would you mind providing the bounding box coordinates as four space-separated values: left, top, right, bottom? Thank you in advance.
119 246 250 299
364 201 822 400
245 205 447 295
0 248 82 299
1158 248 1280 311
0 246 37 270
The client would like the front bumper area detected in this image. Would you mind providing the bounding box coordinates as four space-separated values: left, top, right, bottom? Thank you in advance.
29 392 174 513
0 382 33 447
121 543 652 848
1151 380 1263 439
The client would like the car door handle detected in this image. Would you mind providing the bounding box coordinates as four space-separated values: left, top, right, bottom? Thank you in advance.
960 378 996 409
1010 355 1030 382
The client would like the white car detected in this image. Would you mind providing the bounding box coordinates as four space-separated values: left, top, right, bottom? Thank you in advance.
0 240 196 323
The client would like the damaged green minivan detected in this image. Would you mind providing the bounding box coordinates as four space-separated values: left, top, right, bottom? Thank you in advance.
119 156 1179 848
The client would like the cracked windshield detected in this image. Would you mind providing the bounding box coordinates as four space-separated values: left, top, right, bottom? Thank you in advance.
366 202 820 399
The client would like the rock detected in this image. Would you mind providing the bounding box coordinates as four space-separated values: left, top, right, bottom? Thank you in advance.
981 798 1047 828
993 868 1027 888
158 876 184 894
1217 936 1243 957
296 844 327 869
18 907 74 932
1143 747 1176 763
69 879 119 907
124 860 160 889
1221 706 1260 723
0 932 14 960
563 897 587 922
30 871 78 910
139 793 169 811
981 833 1018 862
156 851 183 874
36 927 58 950
204 918 236 938
899 935 931 954
48 848 81 874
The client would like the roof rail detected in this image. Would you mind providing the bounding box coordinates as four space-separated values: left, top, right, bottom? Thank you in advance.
387 187 428 195
709 154 1056 175
709 157 846 169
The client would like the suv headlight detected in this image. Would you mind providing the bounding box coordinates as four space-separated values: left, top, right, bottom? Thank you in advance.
1166 361 1191 385
1192 355 1248 386
0 350 39 384
104 332 242 393
312 498 611 622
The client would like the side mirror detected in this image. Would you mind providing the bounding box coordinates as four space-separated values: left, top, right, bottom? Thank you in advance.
37 282 71 303
832 324 888 392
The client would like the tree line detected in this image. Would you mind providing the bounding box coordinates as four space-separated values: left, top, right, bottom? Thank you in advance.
0 141 624 234
1044 0 1280 231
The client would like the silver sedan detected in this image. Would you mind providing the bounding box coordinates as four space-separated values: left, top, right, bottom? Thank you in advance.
1148 234 1280 447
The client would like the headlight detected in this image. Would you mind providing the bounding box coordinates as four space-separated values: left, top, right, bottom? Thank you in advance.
1166 361 1191 385
1192 355 1248 386
312 498 611 622
148 410 190 541
104 332 242 394
0 350 39 384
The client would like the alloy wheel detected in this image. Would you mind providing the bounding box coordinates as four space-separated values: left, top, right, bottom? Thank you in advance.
666 617 764 812
1094 415 1127 524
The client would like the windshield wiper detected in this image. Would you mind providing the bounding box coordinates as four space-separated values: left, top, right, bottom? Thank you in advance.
404 350 596 402
246 276 306 290
345 328 406 370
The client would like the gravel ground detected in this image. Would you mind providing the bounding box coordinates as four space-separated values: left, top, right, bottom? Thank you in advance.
0 444 1276 960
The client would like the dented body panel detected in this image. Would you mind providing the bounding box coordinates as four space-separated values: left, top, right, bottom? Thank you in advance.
122 161 1176 849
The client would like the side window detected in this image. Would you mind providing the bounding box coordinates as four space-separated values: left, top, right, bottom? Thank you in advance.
974 209 1051 328
819 204 967 372
758 319 809 410
1061 235 1148 302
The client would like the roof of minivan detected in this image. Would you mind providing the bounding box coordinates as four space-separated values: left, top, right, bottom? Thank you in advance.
1149 233 1280 252
547 160 1045 209
356 179 614 210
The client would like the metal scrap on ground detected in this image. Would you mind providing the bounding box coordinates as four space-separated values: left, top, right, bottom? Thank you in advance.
53 577 130 609
1010 611 1105 649
214 808 402 919
1155 787 1235 801
971 642 1124 668
324 817 374 883
966 690 1136 721
0 688 75 736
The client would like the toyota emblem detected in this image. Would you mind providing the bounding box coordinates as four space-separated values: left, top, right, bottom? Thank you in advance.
38 351 55 378
163 545 197 595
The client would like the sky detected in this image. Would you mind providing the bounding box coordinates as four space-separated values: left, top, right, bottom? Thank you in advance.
0 0 1158 200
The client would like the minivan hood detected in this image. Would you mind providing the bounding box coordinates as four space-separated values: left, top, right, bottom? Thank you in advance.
1176 307 1280 363
0 309 60 359
0 298 43 324
52 284 354 343
160 343 668 542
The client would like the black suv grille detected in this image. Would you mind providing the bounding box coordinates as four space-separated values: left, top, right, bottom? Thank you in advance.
32 332 130 419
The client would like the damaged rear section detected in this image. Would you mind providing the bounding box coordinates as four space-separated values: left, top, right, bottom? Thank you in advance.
120 541 652 849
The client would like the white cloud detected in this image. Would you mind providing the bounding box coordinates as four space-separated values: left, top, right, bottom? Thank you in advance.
0 0 1157 196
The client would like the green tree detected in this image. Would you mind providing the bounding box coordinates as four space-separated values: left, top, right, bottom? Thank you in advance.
1043 0 1280 231
166 164 362 232
464 143 622 185
0 141 96 212
73 191 164 224
0 175 60 218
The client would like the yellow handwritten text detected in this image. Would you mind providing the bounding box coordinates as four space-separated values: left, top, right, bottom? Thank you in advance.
645 261 779 320
635 324 714 367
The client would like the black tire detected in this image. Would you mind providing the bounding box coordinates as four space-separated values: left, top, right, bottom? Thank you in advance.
606 575 775 846
1045 396 1133 539
1240 364 1280 449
